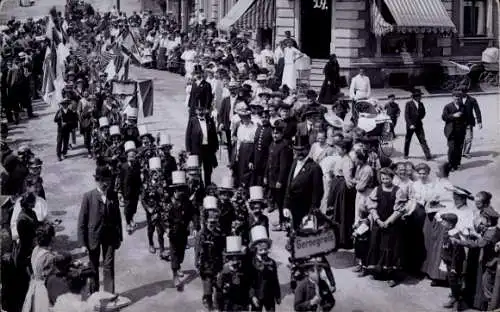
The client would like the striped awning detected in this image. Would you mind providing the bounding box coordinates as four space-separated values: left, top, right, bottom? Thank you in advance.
218 0 274 31
234 0 275 30
371 1 393 36
383 0 456 33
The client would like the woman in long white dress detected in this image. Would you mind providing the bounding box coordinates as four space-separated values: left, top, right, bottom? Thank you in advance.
281 40 303 90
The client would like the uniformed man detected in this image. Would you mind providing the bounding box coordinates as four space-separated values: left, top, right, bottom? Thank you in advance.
252 108 273 186
166 170 200 291
196 196 224 310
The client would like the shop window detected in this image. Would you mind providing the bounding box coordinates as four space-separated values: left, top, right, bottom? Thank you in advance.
381 33 417 55
463 0 487 36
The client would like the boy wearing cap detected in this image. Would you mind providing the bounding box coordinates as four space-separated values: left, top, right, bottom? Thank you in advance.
249 226 281 311
384 94 400 138
54 99 78 161
440 212 467 310
195 196 225 310
166 171 200 290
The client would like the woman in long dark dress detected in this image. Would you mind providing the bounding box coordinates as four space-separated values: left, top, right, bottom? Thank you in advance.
366 168 406 287
326 139 355 249
318 54 341 105
14 193 40 312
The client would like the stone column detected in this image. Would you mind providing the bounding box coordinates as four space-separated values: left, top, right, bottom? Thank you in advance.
181 0 189 31
416 34 424 58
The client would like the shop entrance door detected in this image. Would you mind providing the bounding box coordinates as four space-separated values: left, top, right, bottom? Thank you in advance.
300 0 332 59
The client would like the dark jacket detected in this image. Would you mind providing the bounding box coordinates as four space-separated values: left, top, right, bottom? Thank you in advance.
284 158 324 211
294 278 335 312
462 95 482 127
166 196 200 234
54 108 78 131
119 161 141 199
216 265 251 310
188 80 213 111
185 116 219 156
77 188 123 250
404 100 426 129
266 139 293 187
253 124 273 175
249 256 281 303
217 96 236 130
296 121 317 146
441 231 466 273
195 228 224 277
442 102 467 139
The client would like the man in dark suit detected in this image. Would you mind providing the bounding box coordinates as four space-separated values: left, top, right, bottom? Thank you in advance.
266 120 293 231
217 81 239 161
296 107 320 146
442 91 468 171
54 99 78 161
188 65 213 117
283 136 324 230
119 143 142 234
78 166 123 294
403 89 432 160
461 88 482 158
185 105 219 186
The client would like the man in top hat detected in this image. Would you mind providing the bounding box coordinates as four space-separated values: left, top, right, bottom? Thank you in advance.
78 166 123 294
188 65 213 117
166 170 200 291
442 91 468 171
460 87 482 159
266 120 294 231
121 107 140 147
185 103 219 186
218 80 240 161
54 99 78 161
252 107 273 186
119 141 141 234
284 135 324 229
404 88 433 161
195 196 225 310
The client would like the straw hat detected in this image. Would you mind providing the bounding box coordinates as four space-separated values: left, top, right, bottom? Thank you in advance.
324 112 344 129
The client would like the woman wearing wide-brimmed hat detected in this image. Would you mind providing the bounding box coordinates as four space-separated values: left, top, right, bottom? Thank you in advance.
233 102 257 187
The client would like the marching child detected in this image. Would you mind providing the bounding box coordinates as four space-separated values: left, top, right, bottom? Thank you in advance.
157 133 177 185
247 186 270 234
167 170 200 291
439 213 466 311
218 177 236 236
94 117 111 164
196 196 225 311
185 155 206 214
249 225 281 312
216 236 251 311
26 158 45 199
136 125 158 175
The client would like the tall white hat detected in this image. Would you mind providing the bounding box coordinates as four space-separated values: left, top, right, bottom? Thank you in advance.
126 107 138 119
250 225 272 247
138 125 151 137
148 157 162 170
186 155 200 169
249 186 264 202
159 133 172 147
124 141 136 153
219 176 234 190
203 196 218 210
224 236 245 255
171 170 187 186
99 117 109 128
109 125 121 137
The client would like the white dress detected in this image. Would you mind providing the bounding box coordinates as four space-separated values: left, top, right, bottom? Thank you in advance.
319 154 340 213
181 49 196 79
281 47 302 90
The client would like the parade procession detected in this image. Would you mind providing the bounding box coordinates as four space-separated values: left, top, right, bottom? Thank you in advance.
0 0 500 311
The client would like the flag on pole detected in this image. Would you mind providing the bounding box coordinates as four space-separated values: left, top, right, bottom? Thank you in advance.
105 53 130 81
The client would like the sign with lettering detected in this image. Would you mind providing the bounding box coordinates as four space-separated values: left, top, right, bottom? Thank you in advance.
313 0 328 10
293 230 336 259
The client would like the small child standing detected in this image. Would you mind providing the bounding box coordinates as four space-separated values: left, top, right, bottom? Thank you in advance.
352 209 371 276
249 225 281 312
439 213 466 311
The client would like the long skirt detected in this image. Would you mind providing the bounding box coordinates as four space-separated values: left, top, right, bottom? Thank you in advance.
421 213 448 281
22 279 50 312
281 63 297 90
318 80 340 105
235 143 254 188
326 176 355 249
464 248 486 309
401 204 427 274
367 221 403 270
275 58 284 82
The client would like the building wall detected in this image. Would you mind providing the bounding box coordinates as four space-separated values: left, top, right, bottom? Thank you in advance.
275 0 296 45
